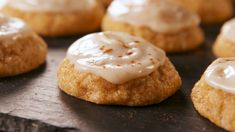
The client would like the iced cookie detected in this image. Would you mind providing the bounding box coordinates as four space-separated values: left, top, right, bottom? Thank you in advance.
0 14 47 77
197 0 233 24
191 58 235 131
57 32 182 106
169 0 233 24
214 18 235 57
2 0 104 37
102 0 204 53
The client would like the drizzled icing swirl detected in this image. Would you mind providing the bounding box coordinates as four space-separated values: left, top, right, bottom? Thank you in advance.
67 32 166 84
205 58 235 94
107 0 200 33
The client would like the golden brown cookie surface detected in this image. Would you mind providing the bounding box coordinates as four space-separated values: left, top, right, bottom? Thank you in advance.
2 0 104 37
0 15 47 77
58 58 181 106
192 78 235 131
198 0 233 24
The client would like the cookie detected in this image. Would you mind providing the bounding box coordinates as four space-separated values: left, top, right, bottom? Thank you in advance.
169 0 234 24
57 32 182 106
191 58 235 131
2 0 104 37
0 14 47 77
213 18 235 57
102 0 204 53
198 0 233 24
168 0 199 12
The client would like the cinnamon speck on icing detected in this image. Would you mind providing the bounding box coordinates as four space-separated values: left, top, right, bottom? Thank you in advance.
67 31 166 84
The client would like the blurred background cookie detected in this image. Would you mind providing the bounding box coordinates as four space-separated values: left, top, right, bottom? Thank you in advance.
2 0 105 37
0 14 47 77
169 0 234 24
102 0 204 53
213 18 235 57
57 31 182 106
197 0 233 24
191 58 235 131
168 0 199 12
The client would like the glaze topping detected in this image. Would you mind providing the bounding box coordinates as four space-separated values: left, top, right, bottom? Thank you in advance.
221 18 235 43
67 32 166 84
205 58 235 94
107 0 200 33
0 14 30 37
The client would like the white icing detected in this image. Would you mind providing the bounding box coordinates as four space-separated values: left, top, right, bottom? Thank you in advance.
0 14 30 38
107 0 200 33
67 32 166 84
221 18 235 43
205 58 235 94
6 0 97 12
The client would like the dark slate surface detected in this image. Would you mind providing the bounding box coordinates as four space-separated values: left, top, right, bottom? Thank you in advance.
0 24 226 132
